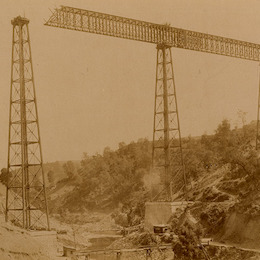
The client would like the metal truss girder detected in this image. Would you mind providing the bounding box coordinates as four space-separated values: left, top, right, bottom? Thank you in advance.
45 5 260 61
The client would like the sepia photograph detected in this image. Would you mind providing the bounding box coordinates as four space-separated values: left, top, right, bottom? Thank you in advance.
0 0 260 259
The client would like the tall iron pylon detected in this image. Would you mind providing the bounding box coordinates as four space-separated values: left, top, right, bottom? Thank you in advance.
256 63 260 172
256 64 260 150
5 16 50 230
152 44 187 201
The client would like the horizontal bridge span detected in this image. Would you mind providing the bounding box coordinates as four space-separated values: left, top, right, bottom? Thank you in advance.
45 5 260 61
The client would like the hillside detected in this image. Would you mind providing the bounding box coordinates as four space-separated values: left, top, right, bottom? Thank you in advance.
1 118 260 257
0 182 121 259
43 119 260 251
0 183 57 260
46 139 151 224
0 220 56 260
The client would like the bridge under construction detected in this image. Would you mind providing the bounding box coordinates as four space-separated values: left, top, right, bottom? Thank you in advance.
4 5 260 230
44 5 260 200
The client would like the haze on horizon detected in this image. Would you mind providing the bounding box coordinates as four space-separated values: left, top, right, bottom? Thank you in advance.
0 0 259 168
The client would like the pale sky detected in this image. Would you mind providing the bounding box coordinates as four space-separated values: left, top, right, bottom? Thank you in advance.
0 0 260 168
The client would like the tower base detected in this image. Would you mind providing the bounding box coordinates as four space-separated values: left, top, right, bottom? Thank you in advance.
27 230 59 257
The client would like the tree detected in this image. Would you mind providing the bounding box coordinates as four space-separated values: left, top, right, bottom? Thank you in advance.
56 139 151 214
47 170 55 185
63 161 75 179
237 109 247 127
171 210 204 260
214 119 231 150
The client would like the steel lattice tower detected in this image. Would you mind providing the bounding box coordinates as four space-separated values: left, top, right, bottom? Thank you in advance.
256 64 260 173
5 16 50 230
256 64 260 153
152 44 187 200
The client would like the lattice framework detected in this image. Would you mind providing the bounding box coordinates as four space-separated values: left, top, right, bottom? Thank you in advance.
45 5 260 61
6 16 50 230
